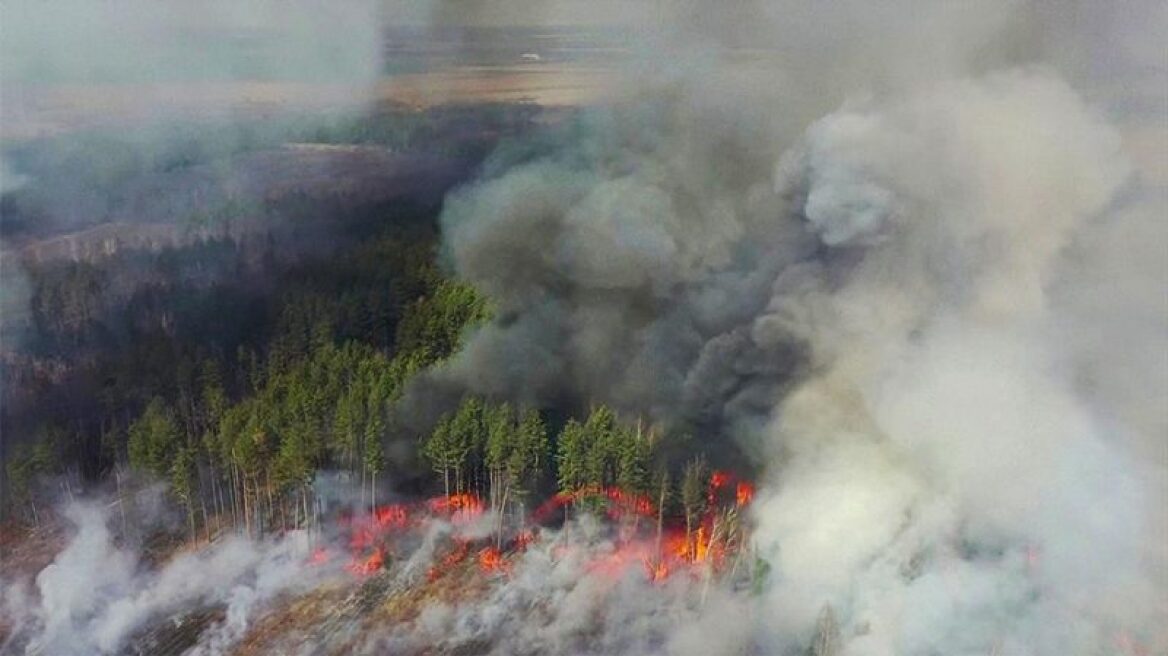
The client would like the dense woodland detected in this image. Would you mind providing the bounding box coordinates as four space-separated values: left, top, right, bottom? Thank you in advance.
1 105 740 547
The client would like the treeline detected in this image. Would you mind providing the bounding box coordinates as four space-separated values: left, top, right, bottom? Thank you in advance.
6 276 487 538
6 232 738 544
3 204 744 546
2 220 485 530
419 396 741 561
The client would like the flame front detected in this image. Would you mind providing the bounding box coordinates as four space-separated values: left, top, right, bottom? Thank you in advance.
335 472 753 585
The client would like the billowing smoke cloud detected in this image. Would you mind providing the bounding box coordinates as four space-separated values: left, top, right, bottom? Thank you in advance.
749 70 1162 653
409 2 1166 653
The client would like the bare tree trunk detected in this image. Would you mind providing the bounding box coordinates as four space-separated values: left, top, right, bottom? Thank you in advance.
230 462 241 532
201 496 210 543
655 477 667 562
187 506 196 544
685 516 693 562
115 469 128 535
301 486 310 534
242 476 251 538
215 470 225 528
265 470 275 534
370 470 377 515
497 483 510 550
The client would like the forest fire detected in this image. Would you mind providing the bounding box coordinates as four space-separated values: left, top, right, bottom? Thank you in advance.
427 493 486 524
333 470 756 585
348 547 385 576
428 541 472 582
374 504 409 528
477 546 507 574
531 485 661 524
736 481 754 507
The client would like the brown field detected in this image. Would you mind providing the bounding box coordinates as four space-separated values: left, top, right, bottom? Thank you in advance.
1 66 617 140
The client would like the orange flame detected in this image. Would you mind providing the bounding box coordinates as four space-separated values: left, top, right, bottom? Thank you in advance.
736 481 754 507
428 494 486 524
514 529 536 551
644 558 670 582
478 546 509 574
532 485 657 523
347 547 384 575
694 526 709 562
427 541 471 581
374 504 409 528
331 471 756 586
710 471 730 489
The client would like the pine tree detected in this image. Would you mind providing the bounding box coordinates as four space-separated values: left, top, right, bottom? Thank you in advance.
583 405 617 488
332 389 363 473
615 423 650 496
447 396 484 495
512 408 548 496
556 418 590 521
364 430 385 514
484 401 514 511
128 398 180 478
170 445 197 542
422 415 454 497
362 388 385 504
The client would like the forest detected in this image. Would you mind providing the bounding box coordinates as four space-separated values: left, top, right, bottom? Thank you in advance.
0 104 746 557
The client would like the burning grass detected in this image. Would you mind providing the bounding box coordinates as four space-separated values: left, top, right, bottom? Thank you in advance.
0 470 760 655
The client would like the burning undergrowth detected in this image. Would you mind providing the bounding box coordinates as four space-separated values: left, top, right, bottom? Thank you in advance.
0 467 762 655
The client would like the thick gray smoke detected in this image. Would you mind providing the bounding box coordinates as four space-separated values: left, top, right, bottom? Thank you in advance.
414 1 1167 653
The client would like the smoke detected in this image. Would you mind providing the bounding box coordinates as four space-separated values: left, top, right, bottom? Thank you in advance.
0 1 387 364
0 501 328 655
368 515 757 655
406 2 1167 654
0 0 384 195
0 0 382 119
2 1 1163 654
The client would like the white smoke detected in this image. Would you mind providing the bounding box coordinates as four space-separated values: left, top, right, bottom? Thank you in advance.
0 502 330 655
368 515 756 655
746 69 1163 653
